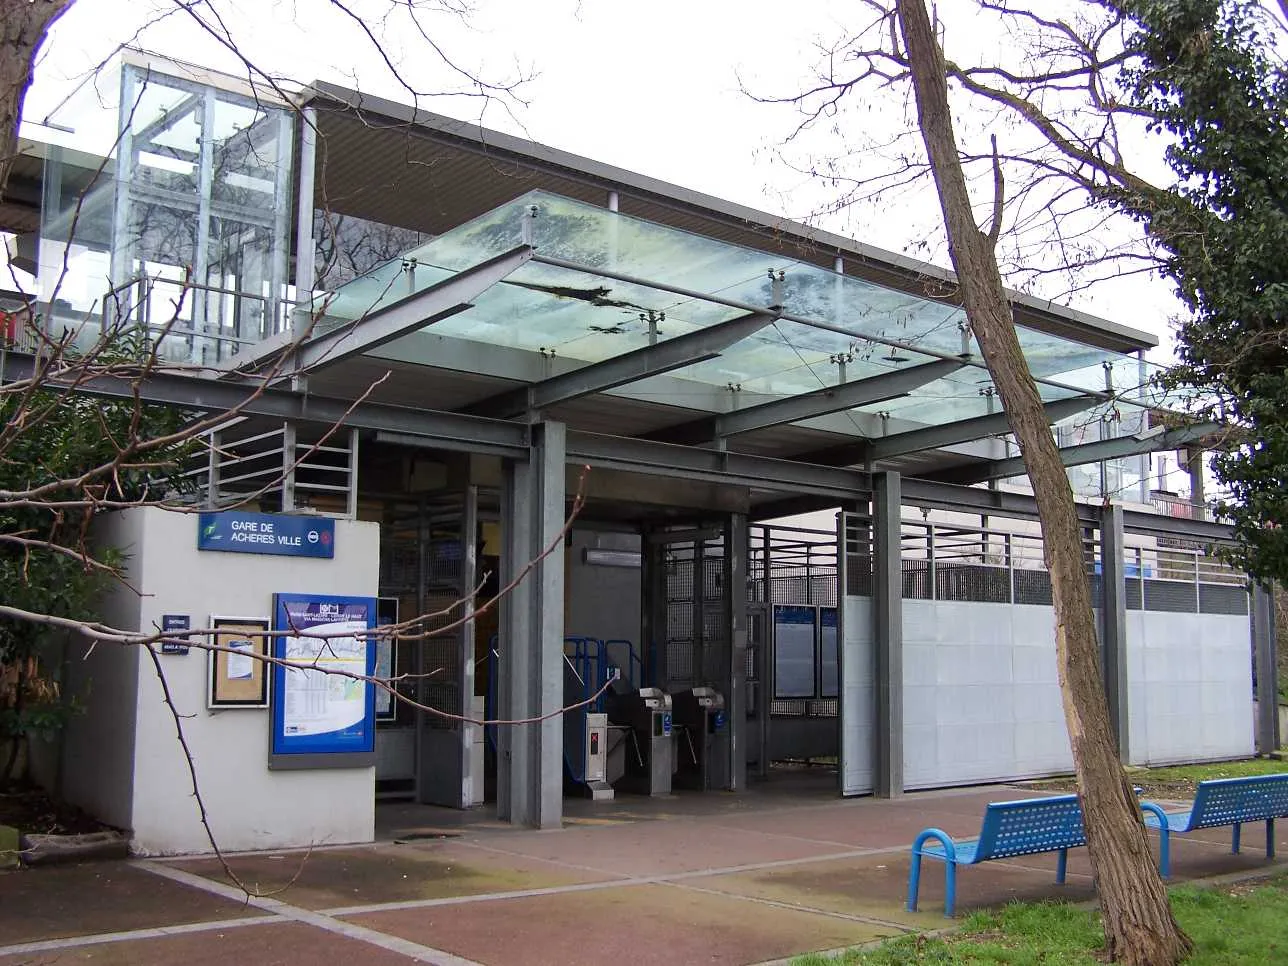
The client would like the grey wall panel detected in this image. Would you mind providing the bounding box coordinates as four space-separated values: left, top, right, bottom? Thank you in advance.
902 600 1073 790
1126 611 1253 765
840 595 875 795
567 530 643 650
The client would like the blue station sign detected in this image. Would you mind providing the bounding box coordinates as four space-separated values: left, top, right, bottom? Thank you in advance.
197 511 335 559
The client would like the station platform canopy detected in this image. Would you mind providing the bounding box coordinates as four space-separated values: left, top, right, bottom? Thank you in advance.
243 189 1203 487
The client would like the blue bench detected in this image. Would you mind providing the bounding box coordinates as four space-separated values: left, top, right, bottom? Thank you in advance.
907 794 1086 917
1142 773 1288 877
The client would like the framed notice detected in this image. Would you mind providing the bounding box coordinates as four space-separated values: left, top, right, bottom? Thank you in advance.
208 616 270 708
269 593 377 769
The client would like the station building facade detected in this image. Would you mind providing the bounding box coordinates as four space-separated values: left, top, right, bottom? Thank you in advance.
1 52 1271 854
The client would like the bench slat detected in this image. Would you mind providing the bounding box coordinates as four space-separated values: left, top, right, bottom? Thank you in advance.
1187 774 1288 830
976 795 1085 861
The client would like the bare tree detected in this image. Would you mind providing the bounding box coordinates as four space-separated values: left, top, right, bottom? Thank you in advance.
0 1 74 196
822 2 1193 962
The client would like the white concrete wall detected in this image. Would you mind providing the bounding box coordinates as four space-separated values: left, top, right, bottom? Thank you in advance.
903 600 1073 789
96 507 380 855
1126 610 1253 766
56 512 143 830
840 596 874 795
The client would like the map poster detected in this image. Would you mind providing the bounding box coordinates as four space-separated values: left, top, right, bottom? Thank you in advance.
270 593 378 760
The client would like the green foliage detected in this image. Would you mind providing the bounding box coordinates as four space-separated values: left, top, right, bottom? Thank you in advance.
1112 0 1288 581
0 333 196 765
792 876 1288 964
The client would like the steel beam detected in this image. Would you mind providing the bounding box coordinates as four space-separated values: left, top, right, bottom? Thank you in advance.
647 358 965 445
565 430 870 499
466 311 776 419
873 471 903 798
749 494 843 522
932 422 1221 485
222 245 534 376
2 350 530 457
1099 504 1130 763
868 395 1101 461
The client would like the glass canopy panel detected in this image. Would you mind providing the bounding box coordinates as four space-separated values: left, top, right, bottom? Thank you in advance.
848 364 1098 427
640 320 942 402
776 261 974 358
315 188 1184 423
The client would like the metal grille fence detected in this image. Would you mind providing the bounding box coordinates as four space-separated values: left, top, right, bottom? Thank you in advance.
896 518 1247 615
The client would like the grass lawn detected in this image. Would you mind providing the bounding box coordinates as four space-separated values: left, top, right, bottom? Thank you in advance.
1028 757 1287 798
793 875 1288 964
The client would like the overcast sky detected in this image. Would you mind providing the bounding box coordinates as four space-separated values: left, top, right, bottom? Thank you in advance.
24 0 1186 355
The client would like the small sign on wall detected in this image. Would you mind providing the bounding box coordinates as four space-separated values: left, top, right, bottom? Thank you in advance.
160 614 190 654
197 511 335 559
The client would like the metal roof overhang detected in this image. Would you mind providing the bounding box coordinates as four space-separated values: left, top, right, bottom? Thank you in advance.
299 82 1158 357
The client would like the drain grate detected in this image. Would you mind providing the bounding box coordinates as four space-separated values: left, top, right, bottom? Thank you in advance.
392 830 462 843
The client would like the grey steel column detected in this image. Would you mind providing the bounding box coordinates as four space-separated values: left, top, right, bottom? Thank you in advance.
724 512 749 791
758 528 772 780
293 106 318 337
527 422 566 828
108 66 137 297
496 458 530 822
1099 504 1130 762
458 484 479 807
873 471 903 798
693 545 706 690
1254 582 1279 755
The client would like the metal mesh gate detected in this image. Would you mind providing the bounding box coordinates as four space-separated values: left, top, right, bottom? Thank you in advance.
378 500 467 725
661 539 727 693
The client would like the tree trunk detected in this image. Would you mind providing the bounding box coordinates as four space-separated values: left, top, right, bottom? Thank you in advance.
1 0 75 196
893 2 1192 963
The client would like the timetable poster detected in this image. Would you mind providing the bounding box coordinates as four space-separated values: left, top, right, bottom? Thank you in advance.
270 594 377 758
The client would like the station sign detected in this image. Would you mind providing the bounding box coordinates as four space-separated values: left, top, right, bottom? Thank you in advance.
197 511 335 559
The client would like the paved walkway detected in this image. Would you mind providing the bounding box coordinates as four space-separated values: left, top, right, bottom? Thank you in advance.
2 778 1282 965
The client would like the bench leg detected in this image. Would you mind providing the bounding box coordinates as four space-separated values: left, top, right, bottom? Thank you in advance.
1158 827 1171 879
1268 819 1276 860
906 852 923 912
1233 822 1242 855
944 861 957 918
1056 848 1067 885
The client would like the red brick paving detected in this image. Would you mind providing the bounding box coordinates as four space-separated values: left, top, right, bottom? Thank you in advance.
344 883 893 966
0 922 415 966
3 784 1287 966
0 864 258 946
173 841 613 911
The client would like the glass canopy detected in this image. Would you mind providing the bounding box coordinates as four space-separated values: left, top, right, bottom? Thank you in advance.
317 189 1179 442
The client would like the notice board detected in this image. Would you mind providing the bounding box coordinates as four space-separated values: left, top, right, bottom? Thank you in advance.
269 593 377 769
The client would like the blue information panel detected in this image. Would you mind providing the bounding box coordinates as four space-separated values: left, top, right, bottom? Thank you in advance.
270 594 377 759
820 607 839 699
774 604 818 700
198 512 335 559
